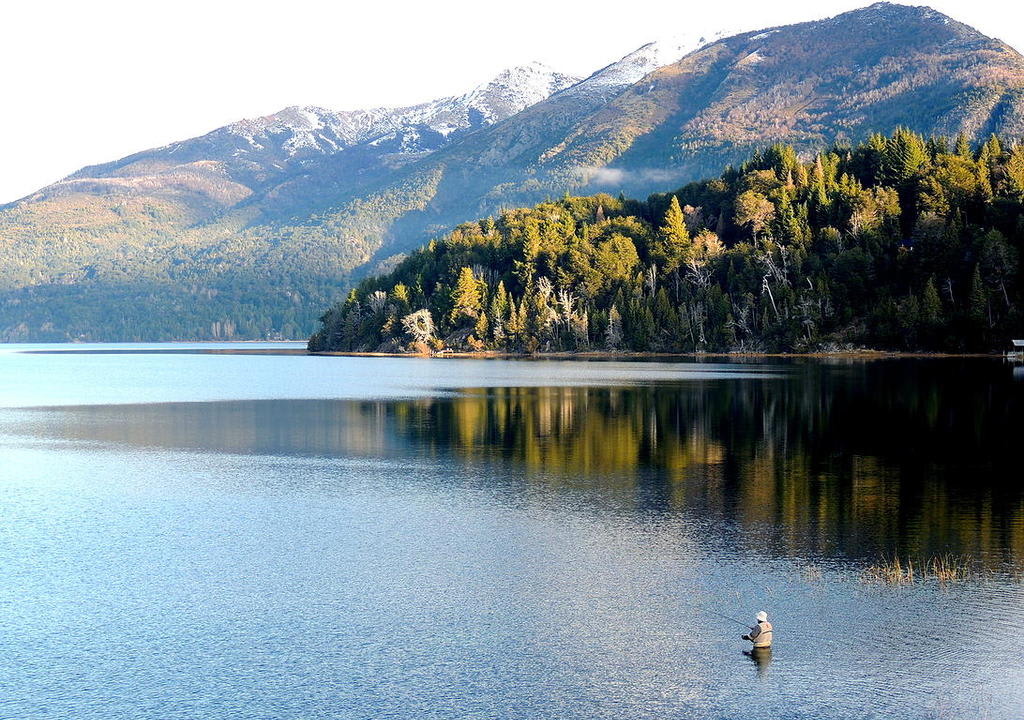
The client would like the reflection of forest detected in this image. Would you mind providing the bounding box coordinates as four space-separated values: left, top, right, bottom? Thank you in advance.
18 360 1024 563
398 364 1024 563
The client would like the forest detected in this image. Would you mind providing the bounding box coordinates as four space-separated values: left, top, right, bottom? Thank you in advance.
309 129 1024 354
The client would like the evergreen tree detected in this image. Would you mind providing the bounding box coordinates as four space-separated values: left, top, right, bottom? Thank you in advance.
474 311 489 341
489 281 510 344
1005 144 1024 196
513 219 541 291
984 134 1003 160
651 195 691 272
921 277 942 327
772 192 803 244
882 127 929 185
505 297 525 340
391 284 412 316
606 305 623 349
968 264 987 325
954 133 972 159
450 266 483 324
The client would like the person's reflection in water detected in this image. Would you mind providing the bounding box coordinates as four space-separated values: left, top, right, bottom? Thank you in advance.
743 647 772 678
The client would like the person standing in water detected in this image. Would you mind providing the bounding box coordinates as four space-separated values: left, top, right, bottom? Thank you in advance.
742 611 773 648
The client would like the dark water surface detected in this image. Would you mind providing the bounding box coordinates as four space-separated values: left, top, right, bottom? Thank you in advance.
1 345 1022 719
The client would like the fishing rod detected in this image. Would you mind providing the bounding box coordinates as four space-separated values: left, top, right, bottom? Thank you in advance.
679 596 753 628
705 609 752 628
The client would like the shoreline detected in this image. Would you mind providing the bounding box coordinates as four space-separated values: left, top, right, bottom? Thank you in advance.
6 341 1013 360
310 349 1009 360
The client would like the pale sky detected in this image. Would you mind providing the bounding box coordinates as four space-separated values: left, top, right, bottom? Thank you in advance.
1 0 1020 204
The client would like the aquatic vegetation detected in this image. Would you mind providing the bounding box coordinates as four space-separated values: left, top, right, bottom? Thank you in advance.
864 556 917 585
863 554 974 585
926 554 972 583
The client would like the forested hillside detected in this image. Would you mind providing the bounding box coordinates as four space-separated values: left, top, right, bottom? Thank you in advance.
310 130 1024 353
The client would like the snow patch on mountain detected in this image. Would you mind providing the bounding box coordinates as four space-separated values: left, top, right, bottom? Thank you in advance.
458 61 580 122
222 63 580 160
564 30 735 97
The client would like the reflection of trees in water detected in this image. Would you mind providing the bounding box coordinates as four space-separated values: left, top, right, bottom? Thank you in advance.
22 360 1024 563
392 361 1024 563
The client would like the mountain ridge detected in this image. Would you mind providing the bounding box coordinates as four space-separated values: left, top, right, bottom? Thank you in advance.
3 2 1023 341
32 62 582 204
315 1 1024 274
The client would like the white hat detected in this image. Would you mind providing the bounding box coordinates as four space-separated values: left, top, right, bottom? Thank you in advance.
756 611 768 622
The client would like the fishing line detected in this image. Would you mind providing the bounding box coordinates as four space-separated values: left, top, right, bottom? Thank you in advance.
705 609 752 628
677 595 752 628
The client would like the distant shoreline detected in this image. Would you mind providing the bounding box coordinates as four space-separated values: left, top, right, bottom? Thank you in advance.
310 349 1007 360
6 342 1012 360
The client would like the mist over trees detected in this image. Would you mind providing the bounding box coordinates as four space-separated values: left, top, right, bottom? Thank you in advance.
309 129 1024 354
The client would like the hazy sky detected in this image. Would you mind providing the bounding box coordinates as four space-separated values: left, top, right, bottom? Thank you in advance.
1 0 1020 203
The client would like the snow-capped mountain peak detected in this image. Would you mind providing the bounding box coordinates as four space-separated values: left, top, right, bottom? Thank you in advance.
565 30 736 97
407 62 581 137
215 63 581 162
456 62 580 122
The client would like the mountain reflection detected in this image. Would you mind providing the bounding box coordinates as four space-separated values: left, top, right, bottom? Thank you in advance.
14 359 1024 563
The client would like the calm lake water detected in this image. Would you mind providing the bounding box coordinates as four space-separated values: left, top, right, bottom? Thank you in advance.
1 344 1022 719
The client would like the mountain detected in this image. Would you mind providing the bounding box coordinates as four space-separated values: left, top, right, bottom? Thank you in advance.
69 62 582 191
3 2 1023 341
0 42 676 341
0 63 588 340
547 2 1024 193
348 1 1024 264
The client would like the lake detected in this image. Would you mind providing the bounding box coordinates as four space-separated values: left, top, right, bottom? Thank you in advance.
1 344 1022 719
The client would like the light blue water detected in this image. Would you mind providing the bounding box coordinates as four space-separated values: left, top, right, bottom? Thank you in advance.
0 343 780 407
1 345 1021 719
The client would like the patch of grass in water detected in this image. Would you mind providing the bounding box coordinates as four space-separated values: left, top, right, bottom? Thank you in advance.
927 554 971 583
863 553 974 585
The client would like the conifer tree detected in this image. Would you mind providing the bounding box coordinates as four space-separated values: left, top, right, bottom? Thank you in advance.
772 192 803 244
606 305 623 349
513 219 541 291
882 127 928 185
984 134 1003 160
921 277 942 327
652 196 691 272
505 297 524 340
1005 144 1024 196
968 264 987 325
450 266 483 324
954 133 972 159
391 284 411 316
474 311 489 341
341 303 363 350
489 281 510 343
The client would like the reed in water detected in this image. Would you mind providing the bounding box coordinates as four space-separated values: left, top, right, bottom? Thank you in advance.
863 554 973 585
